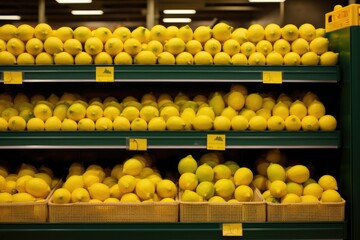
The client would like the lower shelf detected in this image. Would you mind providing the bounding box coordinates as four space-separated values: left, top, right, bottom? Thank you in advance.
0 222 347 240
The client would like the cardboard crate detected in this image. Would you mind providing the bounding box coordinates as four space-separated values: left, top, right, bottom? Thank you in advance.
325 4 360 32
267 199 345 222
48 198 179 222
179 187 266 222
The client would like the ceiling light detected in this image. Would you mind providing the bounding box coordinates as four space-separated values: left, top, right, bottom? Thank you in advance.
163 9 196 14
249 0 285 2
163 18 192 23
71 10 103 15
56 0 92 3
0 15 21 20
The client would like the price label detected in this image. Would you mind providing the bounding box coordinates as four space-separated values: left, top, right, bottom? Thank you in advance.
3 72 23 84
96 67 114 82
222 223 243 236
128 138 147 151
207 134 226 150
262 71 282 84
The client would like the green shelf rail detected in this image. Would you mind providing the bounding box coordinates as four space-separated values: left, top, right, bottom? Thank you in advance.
0 222 347 240
0 130 341 149
0 65 340 83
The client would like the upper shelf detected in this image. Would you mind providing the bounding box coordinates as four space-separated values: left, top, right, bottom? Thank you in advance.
0 65 340 83
0 130 341 149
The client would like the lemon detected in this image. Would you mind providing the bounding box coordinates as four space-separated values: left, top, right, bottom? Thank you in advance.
245 93 263 111
246 23 265 43
221 39 240 56
34 23 53 41
0 117 8 131
303 183 324 199
121 106 139 122
77 118 95 130
301 51 320 65
281 24 299 42
321 189 342 202
131 26 151 43
318 174 338 190
136 178 155 200
118 174 137 194
249 115 267 130
63 38 83 56
240 108 256 121
112 26 131 42
231 115 248 130
301 194 319 203
156 179 177 199
94 117 112 131
88 182 110 201
157 52 175 65
82 172 100 188
265 149 283 163
25 177 50 198
319 114 337 130
298 23 316 42
316 28 326 38
181 189 203 202
273 39 291 56
123 158 143 176
231 27 247 45
280 193 301 203
71 187 90 203
307 100 325 119
12 192 35 202
54 52 74 65
199 152 223 168
289 100 307 120
145 116 165 130
212 22 234 42
264 23 282 42
6 38 25 56
0 51 16 64
286 165 310 183
213 52 231 65
165 25 179 40
252 174 267 191
231 53 248 65
0 39 6 52
67 102 86 121
214 178 235 198
285 181 303 196
145 40 163 56
60 118 77 131
256 108 271 120
285 115 301 130
192 114 213 130
302 91 319 107
120 192 141 202
4 180 16 194
163 37 186 56
181 108 196 130
35 52 53 64
1 107 18 121
176 25 193 43
94 52 113 65
0 192 13 203
204 38 222 56
309 37 329 55
185 40 202 55
43 36 63 55
213 164 232 181
73 52 92 64
212 116 230 130
54 26 73 42
109 184 122 199
248 52 266 65
320 51 339 66
52 188 71 204
178 154 197 174
195 163 214 182
265 51 283 65
86 104 103 121
267 163 286 182
266 115 284 130
193 25 212 43
194 51 213 65
72 26 92 43
103 105 120 121
114 52 133 64
291 38 309 56
234 185 253 202
179 172 198 191
160 105 179 121
233 167 253 186
166 115 186 130
269 180 287 198
150 24 167 43
103 197 119 203
103 37 123 56
43 116 61 131
240 41 256 57
16 53 34 65
255 40 272 56
93 26 112 43
7 116 26 131
84 37 103 56
0 24 17 41
176 52 194 65
284 52 301 65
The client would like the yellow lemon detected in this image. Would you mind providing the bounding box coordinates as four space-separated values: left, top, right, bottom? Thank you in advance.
231 115 248 130
54 52 74 65
285 115 302 131
52 188 71 204
84 37 103 56
214 178 235 199
284 52 301 65
163 37 185 56
213 115 231 130
286 165 310 183
176 25 193 43
321 189 342 202
157 51 175 65
34 23 53 41
273 39 291 56
264 23 282 42
256 40 273 56
134 50 157 64
176 52 194 65
223 39 241 56
303 183 323 199
299 23 316 42
25 177 50 198
93 26 112 43
269 180 287 198
281 193 301 203
150 24 167 43
131 26 151 43
301 51 320 65
248 52 266 65
156 179 177 199
318 174 338 190
88 182 110 201
17 53 35 65
319 114 337 130
240 41 256 57
71 187 90 203
0 51 16 64
204 38 222 56
54 26 73 42
44 36 63 55
307 100 325 119
266 51 283 65
301 194 319 203
267 115 285 130
64 38 83 56
135 178 155 200
245 93 263 111
8 116 27 131
290 100 307 120
281 24 299 42
309 37 329 55
0 24 17 41
6 38 25 56
73 26 92 44
233 167 253 186
267 163 286 182
320 51 339 66
26 38 44 56
194 51 213 64
231 53 248 65
12 192 35 202
234 185 254 202
291 38 309 56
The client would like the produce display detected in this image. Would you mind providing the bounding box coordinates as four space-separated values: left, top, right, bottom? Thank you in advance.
0 22 338 65
252 149 343 203
0 84 337 131
52 153 177 204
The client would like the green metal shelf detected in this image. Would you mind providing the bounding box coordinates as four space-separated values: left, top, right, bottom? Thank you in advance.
0 65 340 83
0 130 341 149
0 222 347 240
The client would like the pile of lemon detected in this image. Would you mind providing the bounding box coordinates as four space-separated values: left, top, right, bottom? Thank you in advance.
0 163 59 203
0 83 337 131
178 152 255 203
252 149 343 203
0 22 338 65
52 153 177 204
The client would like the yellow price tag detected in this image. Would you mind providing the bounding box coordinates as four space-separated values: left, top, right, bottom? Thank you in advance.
128 138 147 151
207 134 226 151
262 71 282 84
96 67 114 82
3 72 23 84
222 223 243 236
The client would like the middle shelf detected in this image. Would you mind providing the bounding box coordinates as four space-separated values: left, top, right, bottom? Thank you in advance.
0 130 341 149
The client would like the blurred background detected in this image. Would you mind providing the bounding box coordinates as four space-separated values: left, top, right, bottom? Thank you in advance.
0 0 356 30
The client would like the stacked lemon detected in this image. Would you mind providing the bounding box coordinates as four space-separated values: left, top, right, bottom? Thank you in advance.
52 153 177 204
178 152 255 203
0 22 338 66
0 163 59 203
0 84 337 131
252 149 343 203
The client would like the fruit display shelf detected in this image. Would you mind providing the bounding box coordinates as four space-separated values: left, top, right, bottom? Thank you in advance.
0 130 341 149
0 65 340 83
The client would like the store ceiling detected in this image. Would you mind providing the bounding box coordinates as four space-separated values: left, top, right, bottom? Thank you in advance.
0 0 279 28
